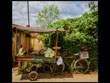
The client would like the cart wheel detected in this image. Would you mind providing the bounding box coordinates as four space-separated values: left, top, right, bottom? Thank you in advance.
50 62 65 74
29 71 38 81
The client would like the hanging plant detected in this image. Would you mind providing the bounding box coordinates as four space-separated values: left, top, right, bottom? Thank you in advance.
37 35 45 42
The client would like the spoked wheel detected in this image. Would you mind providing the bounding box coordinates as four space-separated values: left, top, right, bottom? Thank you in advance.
29 71 38 81
50 62 65 74
74 59 89 74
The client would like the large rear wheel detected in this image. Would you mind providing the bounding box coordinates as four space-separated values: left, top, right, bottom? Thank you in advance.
74 59 89 74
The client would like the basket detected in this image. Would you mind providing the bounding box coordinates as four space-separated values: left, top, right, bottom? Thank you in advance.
80 51 89 59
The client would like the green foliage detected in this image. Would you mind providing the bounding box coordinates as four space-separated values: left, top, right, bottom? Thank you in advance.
87 1 98 12
36 5 60 28
43 10 98 72
21 62 33 72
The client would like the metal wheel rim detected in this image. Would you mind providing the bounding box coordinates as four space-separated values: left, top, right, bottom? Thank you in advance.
74 59 89 73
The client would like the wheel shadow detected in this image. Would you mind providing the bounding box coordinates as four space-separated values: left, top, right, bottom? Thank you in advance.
20 72 74 81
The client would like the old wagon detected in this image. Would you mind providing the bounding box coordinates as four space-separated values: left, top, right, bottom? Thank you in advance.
12 25 65 80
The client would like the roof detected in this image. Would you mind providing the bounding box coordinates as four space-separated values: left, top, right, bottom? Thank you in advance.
30 33 40 38
12 25 65 33
12 24 24 28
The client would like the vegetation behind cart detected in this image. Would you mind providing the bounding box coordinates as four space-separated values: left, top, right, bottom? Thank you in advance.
44 10 98 72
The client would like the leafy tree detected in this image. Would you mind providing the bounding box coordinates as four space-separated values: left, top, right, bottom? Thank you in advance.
87 1 98 12
36 5 60 28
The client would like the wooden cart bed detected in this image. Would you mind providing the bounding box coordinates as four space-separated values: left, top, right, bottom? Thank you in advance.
15 56 55 63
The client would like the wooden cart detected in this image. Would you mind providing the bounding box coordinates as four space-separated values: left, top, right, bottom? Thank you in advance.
13 26 65 80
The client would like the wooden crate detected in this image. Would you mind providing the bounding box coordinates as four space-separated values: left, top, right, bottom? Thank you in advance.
80 51 89 59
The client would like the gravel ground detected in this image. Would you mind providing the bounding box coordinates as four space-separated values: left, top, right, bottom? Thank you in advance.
12 67 98 82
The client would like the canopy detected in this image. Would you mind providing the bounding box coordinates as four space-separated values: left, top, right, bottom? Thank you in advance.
12 25 65 33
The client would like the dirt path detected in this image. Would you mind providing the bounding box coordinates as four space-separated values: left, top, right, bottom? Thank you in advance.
12 68 98 82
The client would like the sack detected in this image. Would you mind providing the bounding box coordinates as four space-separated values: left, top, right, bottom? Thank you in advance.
56 56 63 65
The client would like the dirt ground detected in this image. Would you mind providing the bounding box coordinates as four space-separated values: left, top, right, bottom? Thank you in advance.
12 67 98 82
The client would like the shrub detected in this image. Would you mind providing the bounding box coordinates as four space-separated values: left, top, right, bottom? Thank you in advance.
43 10 98 72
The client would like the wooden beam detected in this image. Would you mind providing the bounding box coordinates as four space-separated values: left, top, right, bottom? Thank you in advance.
16 57 32 61
55 31 58 60
18 61 21 73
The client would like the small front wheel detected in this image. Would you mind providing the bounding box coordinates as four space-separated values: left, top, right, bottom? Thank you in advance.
74 59 89 74
29 71 38 81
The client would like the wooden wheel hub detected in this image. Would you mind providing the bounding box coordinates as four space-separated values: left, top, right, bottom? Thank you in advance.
29 71 38 81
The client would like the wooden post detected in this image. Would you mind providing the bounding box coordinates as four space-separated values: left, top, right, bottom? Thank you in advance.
55 31 58 61
13 28 17 65
29 32 30 51
28 35 30 56
33 38 36 49
18 61 21 73
14 29 17 56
